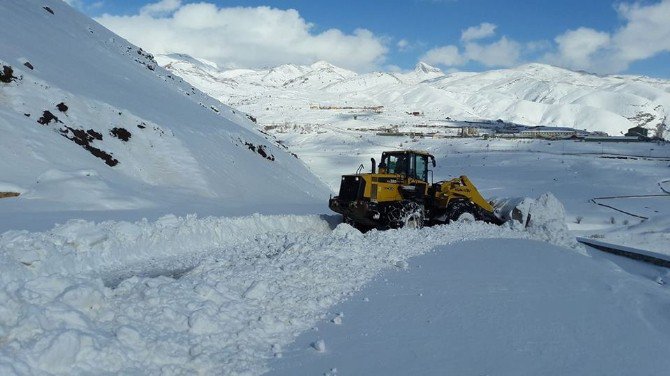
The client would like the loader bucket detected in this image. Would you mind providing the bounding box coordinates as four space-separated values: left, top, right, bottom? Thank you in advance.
491 197 533 227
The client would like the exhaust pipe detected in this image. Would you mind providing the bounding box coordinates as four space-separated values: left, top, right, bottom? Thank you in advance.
371 158 376 174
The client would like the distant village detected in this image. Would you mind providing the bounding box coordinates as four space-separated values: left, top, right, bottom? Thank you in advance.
289 104 667 142
374 121 661 142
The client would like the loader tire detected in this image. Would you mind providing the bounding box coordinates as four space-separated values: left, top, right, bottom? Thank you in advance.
447 200 502 225
398 200 425 229
447 200 478 223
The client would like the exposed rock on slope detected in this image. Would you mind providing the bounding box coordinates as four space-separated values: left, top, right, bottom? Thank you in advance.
0 0 329 212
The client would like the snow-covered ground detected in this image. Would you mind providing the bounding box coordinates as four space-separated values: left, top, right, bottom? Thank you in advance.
270 239 670 376
1 196 573 375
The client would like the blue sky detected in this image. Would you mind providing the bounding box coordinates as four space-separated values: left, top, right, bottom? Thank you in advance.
76 0 670 77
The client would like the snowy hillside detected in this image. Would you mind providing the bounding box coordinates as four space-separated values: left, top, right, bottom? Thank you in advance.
0 0 329 219
159 55 669 138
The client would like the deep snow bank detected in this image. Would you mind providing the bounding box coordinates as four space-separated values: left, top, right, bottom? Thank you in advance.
0 194 578 375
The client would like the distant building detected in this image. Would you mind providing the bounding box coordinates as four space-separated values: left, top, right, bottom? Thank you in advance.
518 129 577 139
459 127 479 137
625 126 649 139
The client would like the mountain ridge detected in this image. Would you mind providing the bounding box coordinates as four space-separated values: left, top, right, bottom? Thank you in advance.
159 54 669 138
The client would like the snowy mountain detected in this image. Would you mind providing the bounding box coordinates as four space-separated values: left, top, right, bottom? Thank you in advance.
393 61 446 85
0 0 329 215
160 55 670 138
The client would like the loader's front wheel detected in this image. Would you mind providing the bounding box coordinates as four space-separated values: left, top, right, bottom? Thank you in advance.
455 211 476 223
447 200 478 223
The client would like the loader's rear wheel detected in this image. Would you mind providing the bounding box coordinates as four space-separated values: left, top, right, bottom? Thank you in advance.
403 209 425 229
398 201 425 229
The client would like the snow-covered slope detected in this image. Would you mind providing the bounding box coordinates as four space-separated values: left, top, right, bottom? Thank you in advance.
0 0 328 216
160 55 669 137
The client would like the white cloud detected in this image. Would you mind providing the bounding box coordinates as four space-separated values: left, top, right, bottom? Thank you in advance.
421 36 520 68
139 0 181 17
546 28 611 71
422 1 670 74
464 37 521 67
422 21 520 68
545 0 670 73
397 39 410 52
96 1 387 72
421 45 466 66
461 22 497 42
64 0 104 12
613 0 670 63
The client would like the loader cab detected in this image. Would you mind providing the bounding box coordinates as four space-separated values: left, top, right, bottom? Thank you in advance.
380 151 435 182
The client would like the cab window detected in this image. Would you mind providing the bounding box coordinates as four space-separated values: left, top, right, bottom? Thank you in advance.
383 153 428 180
412 155 428 181
386 155 408 175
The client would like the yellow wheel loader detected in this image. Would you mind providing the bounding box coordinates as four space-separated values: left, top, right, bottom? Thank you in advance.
328 150 505 230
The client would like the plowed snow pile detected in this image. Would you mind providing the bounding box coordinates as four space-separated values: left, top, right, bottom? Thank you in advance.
0 195 576 375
